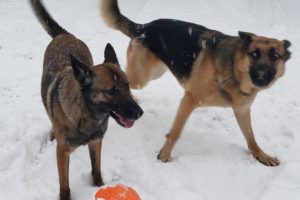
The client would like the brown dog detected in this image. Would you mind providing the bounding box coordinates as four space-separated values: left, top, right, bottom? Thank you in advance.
101 0 291 166
31 0 143 199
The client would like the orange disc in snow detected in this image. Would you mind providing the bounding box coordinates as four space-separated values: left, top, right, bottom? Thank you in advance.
94 184 141 200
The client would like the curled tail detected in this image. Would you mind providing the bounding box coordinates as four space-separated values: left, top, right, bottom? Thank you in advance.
30 0 68 38
100 0 139 38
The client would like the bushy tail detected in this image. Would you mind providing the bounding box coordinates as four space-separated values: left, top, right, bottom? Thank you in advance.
100 0 139 38
30 0 68 38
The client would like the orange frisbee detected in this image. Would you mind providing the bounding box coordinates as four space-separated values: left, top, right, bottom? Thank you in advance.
94 184 141 200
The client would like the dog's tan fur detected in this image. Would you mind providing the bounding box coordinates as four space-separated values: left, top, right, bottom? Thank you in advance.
127 37 289 166
126 39 167 89
100 0 291 166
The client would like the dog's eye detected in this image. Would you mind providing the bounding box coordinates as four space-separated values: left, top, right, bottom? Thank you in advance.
269 52 281 61
106 86 118 95
248 49 260 61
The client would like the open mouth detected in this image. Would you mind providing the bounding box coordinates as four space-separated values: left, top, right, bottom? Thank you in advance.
110 111 135 128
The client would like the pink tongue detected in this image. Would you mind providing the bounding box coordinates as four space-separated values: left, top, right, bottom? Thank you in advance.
119 116 135 128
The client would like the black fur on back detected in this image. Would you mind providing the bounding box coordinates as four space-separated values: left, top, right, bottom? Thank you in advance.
134 19 227 79
101 0 229 80
30 0 68 38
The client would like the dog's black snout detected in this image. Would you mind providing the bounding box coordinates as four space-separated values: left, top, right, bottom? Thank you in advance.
250 64 276 87
257 70 266 79
137 107 144 118
128 106 143 119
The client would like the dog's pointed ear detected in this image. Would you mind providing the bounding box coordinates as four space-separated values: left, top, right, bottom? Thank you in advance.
104 43 120 67
238 31 255 46
282 40 292 61
282 40 291 49
69 54 92 86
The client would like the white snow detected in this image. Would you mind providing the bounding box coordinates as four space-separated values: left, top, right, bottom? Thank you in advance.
193 53 197 59
202 40 207 49
188 26 193 36
137 33 146 40
0 0 300 200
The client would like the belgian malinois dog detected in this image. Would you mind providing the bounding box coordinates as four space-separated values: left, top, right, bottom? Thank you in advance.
31 0 143 199
101 0 291 166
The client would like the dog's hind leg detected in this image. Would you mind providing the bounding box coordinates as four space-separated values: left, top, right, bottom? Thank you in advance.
88 139 104 186
126 39 166 89
158 92 197 162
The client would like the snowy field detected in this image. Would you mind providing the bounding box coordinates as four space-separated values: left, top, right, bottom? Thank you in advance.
0 0 300 199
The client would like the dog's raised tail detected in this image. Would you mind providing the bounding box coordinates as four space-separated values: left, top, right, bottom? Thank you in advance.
30 0 68 38
100 0 138 38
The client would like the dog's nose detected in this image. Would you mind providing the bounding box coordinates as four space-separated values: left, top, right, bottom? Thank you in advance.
137 108 143 118
258 70 266 79
129 107 143 119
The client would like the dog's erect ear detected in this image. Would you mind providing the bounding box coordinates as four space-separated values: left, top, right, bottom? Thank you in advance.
282 40 291 49
238 31 255 47
104 43 120 67
282 40 292 61
69 54 92 86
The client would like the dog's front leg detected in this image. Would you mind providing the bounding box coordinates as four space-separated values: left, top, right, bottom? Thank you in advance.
88 139 104 186
57 144 71 200
233 106 280 166
158 92 197 162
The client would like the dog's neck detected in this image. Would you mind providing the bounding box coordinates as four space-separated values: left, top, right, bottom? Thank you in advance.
216 54 257 102
58 73 109 131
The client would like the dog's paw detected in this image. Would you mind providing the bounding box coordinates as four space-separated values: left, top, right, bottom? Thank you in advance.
60 188 71 200
92 171 104 187
254 151 280 166
157 149 171 163
93 179 104 187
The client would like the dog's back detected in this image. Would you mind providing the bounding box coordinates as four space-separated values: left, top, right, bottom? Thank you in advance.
100 0 227 81
42 35 92 109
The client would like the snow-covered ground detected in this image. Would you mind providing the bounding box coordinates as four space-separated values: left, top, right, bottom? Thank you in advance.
0 0 300 199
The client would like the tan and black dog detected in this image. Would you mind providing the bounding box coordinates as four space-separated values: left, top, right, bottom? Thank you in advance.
101 0 291 166
31 0 143 199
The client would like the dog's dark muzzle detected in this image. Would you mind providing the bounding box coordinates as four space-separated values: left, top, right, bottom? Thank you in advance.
110 101 143 128
249 65 276 87
123 105 144 120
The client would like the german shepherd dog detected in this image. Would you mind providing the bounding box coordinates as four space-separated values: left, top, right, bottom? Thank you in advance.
101 0 291 166
31 0 143 199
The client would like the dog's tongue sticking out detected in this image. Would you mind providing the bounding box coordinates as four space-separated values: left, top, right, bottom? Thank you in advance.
119 116 135 128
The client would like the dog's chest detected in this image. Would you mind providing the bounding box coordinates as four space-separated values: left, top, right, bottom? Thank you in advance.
66 115 109 146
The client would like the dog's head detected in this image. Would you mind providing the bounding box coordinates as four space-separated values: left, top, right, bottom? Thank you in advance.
235 31 291 92
69 43 143 128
